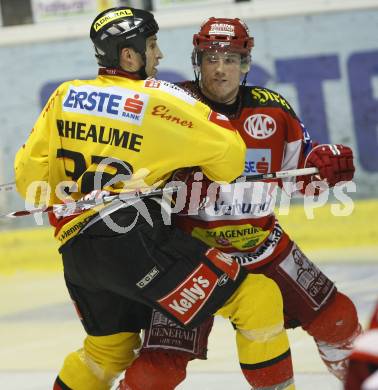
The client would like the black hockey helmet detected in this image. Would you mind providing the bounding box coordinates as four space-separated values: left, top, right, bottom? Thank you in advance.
90 7 159 70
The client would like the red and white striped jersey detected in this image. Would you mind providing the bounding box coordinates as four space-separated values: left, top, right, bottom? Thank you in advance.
175 81 313 270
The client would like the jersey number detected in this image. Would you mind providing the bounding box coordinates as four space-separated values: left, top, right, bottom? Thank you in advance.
56 148 133 193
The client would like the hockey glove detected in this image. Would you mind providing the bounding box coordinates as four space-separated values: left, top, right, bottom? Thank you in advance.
302 144 355 188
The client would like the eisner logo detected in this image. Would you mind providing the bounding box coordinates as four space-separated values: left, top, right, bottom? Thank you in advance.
62 85 148 126
151 105 194 128
244 114 277 139
158 264 218 325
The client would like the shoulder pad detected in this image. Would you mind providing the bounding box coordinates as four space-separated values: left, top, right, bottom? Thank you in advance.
176 80 204 101
248 86 296 115
143 78 197 105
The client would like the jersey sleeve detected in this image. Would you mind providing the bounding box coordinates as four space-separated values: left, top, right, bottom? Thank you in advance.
279 106 313 192
190 109 246 183
146 84 246 184
281 112 313 172
14 85 63 204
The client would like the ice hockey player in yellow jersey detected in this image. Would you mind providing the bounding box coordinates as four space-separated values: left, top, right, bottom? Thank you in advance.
14 7 294 390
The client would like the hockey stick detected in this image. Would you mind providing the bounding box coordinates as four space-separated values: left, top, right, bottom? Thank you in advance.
243 166 318 182
0 186 180 218
0 167 318 190
0 167 318 219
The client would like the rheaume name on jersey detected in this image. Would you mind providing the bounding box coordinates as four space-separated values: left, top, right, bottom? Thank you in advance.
14 72 246 239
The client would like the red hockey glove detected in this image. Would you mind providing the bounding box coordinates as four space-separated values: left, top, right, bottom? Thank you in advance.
303 144 355 188
171 168 219 215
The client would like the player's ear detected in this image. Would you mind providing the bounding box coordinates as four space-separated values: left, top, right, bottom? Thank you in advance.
120 47 134 62
240 56 251 74
120 47 142 71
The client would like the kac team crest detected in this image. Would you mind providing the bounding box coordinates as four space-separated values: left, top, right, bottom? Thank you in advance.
244 114 276 139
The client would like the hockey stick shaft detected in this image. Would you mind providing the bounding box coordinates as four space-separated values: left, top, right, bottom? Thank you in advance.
1 167 318 218
1 186 181 218
243 167 318 182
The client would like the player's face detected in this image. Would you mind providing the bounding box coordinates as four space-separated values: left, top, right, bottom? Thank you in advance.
145 35 163 77
200 51 243 104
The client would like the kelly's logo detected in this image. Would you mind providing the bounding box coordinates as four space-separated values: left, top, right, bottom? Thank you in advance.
157 264 218 325
205 248 240 280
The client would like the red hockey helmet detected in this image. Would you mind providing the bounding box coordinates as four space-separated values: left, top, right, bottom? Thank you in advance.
193 17 254 55
192 17 254 75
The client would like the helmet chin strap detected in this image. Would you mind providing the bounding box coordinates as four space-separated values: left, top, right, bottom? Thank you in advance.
194 67 200 83
242 71 249 86
137 51 148 79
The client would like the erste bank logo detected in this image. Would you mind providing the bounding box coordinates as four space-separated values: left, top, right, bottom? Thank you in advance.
124 94 144 115
244 148 271 176
62 85 149 125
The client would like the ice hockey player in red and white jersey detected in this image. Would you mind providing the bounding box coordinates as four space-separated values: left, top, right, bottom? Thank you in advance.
345 302 378 390
120 17 360 390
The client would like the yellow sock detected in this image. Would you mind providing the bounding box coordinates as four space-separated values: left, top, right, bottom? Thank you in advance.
58 332 141 390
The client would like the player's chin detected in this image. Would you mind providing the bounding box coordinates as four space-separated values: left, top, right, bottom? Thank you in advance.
213 85 232 97
217 91 235 103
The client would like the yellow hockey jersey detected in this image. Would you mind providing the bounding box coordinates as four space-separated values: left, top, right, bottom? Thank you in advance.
15 70 246 208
